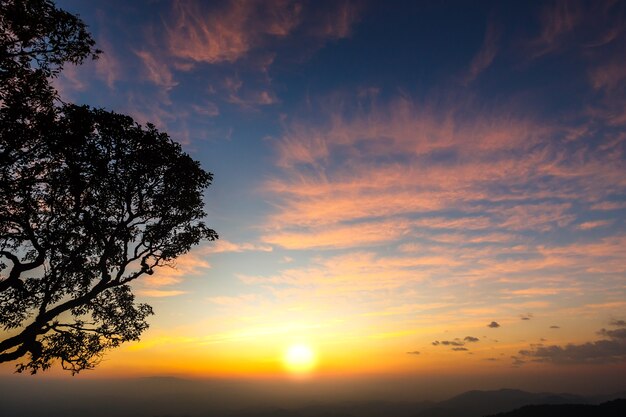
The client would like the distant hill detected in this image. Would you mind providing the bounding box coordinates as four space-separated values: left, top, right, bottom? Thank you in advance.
227 390 626 417
230 400 434 417
484 398 626 417
414 388 588 417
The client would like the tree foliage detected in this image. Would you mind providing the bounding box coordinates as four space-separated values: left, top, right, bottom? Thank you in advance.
0 0 217 373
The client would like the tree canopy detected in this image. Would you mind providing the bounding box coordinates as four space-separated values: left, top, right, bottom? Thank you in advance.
0 0 217 373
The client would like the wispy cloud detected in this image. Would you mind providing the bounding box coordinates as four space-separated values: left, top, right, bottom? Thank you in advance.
244 89 626 364
264 93 624 251
166 0 257 64
527 0 583 58
206 240 273 254
135 49 178 90
135 251 211 298
137 289 188 298
94 35 124 89
165 0 360 66
464 20 500 84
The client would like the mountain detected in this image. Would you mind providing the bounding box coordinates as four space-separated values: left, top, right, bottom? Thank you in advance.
225 390 625 417
414 388 589 417
485 398 626 417
231 401 434 417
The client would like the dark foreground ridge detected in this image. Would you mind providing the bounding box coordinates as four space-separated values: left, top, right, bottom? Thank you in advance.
410 388 625 417
485 399 626 417
1 378 625 417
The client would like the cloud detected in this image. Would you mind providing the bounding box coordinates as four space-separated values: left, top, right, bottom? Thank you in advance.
208 294 258 307
135 50 178 90
589 58 626 91
598 327 626 340
166 1 258 64
237 251 443 294
251 84 626 365
519 323 626 364
308 0 361 39
192 102 220 117
577 220 612 230
509 288 573 297
464 20 499 84
205 240 273 254
610 319 626 326
262 218 414 250
94 36 123 89
165 0 360 66
527 0 583 58
266 93 625 251
137 289 188 298
452 347 469 351
53 34 123 96
591 201 626 211
143 253 211 287
440 339 465 347
406 351 420 355
511 355 526 367
488 321 501 328
519 340 626 365
433 337 480 347
134 250 211 299
223 74 280 107
550 325 561 329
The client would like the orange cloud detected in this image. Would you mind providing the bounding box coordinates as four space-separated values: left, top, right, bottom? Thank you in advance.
262 219 413 250
167 0 252 64
235 90 626 352
141 251 211 288
137 289 188 298
264 94 624 252
165 0 358 66
577 220 612 230
135 50 178 90
206 240 273 253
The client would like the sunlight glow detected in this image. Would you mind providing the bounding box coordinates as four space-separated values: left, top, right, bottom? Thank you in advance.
283 344 316 375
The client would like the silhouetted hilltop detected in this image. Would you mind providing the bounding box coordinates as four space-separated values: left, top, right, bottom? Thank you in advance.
226 391 626 417
298 401 433 417
230 401 434 417
588 391 626 404
414 388 587 417
485 398 626 417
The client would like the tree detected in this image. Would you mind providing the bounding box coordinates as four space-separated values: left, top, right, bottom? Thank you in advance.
0 0 217 373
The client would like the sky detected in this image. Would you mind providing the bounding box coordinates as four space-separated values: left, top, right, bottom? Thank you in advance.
2 0 626 396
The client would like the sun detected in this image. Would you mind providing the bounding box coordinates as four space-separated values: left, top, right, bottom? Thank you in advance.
283 343 316 375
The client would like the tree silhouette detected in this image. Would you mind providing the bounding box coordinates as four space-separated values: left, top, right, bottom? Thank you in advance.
0 0 217 373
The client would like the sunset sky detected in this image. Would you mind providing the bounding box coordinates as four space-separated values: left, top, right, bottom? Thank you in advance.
4 0 625 395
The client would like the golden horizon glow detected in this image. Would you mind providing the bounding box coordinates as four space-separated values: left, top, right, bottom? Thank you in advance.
283 343 316 375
